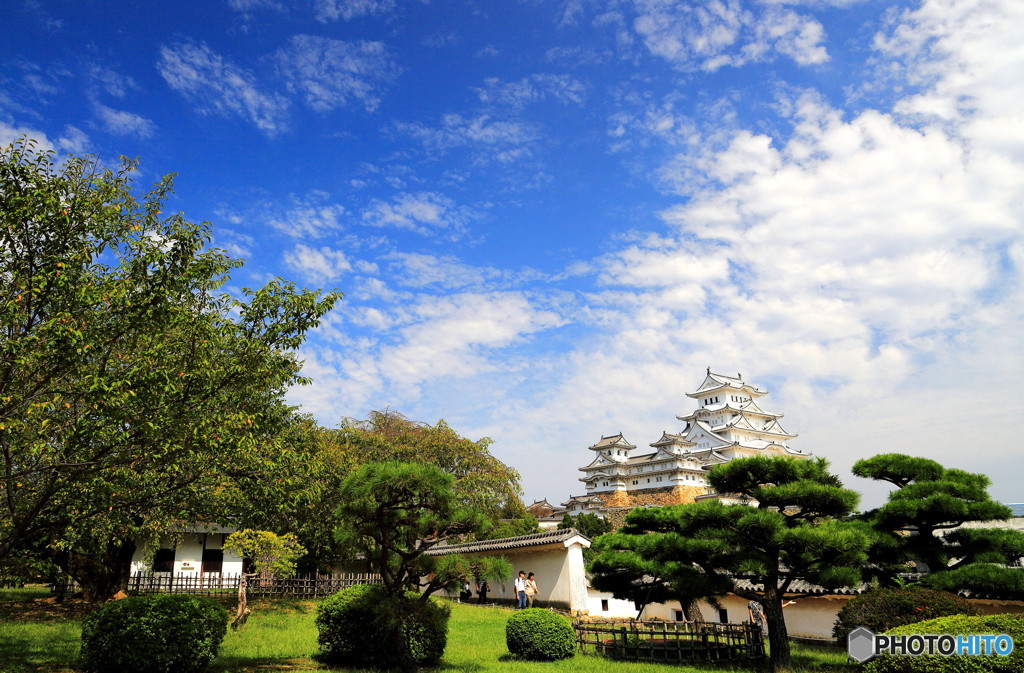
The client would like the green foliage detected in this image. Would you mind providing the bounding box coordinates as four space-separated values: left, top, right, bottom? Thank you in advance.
333 410 526 532
0 138 339 599
833 587 977 643
223 530 305 578
79 594 227 673
505 608 575 661
862 613 1024 673
853 454 1024 597
559 512 612 539
315 583 450 668
333 461 489 598
589 455 870 672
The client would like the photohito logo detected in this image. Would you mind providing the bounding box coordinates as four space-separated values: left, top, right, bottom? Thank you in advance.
847 627 1015 663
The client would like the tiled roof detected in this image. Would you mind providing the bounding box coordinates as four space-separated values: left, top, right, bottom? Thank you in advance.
426 528 589 556
733 579 869 596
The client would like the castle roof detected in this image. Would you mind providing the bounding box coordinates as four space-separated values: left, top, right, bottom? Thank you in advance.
686 370 767 399
588 433 635 451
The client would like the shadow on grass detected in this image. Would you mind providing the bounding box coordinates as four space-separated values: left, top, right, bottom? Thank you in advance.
0 629 79 673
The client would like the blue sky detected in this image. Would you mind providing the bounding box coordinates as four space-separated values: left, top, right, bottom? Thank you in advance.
4 0 1023 509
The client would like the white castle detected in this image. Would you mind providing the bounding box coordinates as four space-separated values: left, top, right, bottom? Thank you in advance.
530 370 809 525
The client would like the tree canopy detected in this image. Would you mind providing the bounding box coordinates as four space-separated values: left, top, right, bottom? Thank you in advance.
589 456 871 672
0 138 339 599
854 453 1024 597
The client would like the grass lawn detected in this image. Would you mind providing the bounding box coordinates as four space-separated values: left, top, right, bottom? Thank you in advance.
0 587 856 672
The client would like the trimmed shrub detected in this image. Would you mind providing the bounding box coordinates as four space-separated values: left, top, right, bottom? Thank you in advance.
505 608 575 661
80 594 227 673
834 587 977 643
315 583 450 668
862 613 1024 673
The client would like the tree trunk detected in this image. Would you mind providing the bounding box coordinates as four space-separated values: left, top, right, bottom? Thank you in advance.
762 591 792 672
55 538 137 602
681 597 704 622
232 573 252 630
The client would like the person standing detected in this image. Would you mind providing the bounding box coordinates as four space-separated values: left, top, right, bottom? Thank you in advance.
514 570 527 609
525 572 539 608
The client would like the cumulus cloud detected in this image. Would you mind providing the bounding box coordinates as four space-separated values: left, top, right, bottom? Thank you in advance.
275 35 399 113
157 41 289 136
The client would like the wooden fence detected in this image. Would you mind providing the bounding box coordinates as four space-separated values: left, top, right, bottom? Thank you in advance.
574 618 764 664
53 572 381 598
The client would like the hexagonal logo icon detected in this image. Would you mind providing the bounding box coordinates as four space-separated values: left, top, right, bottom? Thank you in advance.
848 627 877 663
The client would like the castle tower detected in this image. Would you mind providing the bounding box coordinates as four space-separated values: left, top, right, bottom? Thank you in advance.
570 370 809 518
676 369 805 460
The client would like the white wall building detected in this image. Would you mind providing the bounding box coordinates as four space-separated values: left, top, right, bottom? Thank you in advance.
130 525 244 577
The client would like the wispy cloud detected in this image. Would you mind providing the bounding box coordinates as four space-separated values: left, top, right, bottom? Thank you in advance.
314 0 396 22
630 0 828 71
283 244 353 284
475 74 587 110
395 114 538 155
93 101 155 137
266 192 347 238
157 41 290 136
275 35 399 113
361 192 474 237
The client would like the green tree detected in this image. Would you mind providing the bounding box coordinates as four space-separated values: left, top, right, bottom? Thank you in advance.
853 453 1024 597
223 529 305 629
333 461 510 671
0 138 339 600
590 456 871 672
558 512 611 539
334 410 526 525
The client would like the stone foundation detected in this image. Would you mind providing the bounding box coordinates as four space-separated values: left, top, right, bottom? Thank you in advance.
592 485 705 529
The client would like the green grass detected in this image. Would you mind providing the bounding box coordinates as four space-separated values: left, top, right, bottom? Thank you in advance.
0 587 854 672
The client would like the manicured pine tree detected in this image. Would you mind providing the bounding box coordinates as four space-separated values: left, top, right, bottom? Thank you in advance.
589 455 871 672
853 453 1024 597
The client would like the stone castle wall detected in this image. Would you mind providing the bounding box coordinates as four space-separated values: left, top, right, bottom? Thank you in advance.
592 485 705 529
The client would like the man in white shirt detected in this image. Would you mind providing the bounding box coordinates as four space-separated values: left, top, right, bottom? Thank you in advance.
514 570 527 609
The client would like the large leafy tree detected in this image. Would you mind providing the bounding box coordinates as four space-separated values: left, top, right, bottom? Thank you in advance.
0 138 339 599
589 456 871 672
239 411 532 572
853 453 1024 597
335 410 527 525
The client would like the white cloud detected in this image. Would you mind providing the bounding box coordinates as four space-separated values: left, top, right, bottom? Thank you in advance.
361 192 473 237
275 35 399 113
267 200 346 239
394 113 538 154
0 121 89 155
630 0 829 71
283 244 353 284
93 102 155 138
314 0 396 22
157 41 289 136
475 74 587 109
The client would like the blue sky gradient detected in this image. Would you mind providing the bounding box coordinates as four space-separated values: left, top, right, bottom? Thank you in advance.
4 0 1022 508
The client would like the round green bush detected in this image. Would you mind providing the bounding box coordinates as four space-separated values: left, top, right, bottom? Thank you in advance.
315 583 450 668
505 608 576 661
80 594 227 673
862 613 1024 673
834 587 977 643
